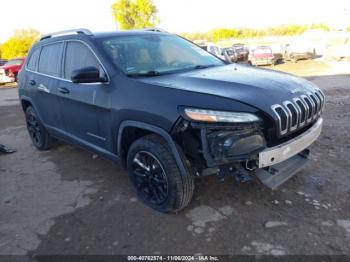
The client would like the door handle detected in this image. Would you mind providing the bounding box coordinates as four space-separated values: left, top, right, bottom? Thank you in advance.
29 79 36 86
58 87 70 94
37 84 50 93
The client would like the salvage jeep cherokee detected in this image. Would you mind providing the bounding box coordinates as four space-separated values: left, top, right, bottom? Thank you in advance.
18 29 325 213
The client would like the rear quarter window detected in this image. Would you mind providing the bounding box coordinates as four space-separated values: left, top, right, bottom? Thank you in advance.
27 48 41 71
38 42 63 77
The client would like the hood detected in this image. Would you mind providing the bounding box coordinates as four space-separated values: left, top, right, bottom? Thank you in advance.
139 64 318 115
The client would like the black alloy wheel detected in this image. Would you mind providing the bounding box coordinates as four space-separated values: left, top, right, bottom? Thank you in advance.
25 106 52 150
127 134 194 213
26 110 43 146
131 151 169 205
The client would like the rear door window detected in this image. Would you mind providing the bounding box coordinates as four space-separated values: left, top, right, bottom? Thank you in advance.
38 42 63 77
64 41 101 80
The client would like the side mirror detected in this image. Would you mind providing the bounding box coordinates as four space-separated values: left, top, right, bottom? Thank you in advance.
71 66 107 83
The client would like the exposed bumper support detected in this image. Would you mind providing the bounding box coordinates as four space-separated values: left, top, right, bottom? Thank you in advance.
256 149 309 190
258 118 323 168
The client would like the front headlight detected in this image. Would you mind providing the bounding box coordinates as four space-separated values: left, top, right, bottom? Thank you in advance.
184 108 259 123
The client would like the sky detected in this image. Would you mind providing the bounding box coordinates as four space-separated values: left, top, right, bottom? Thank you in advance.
0 0 349 42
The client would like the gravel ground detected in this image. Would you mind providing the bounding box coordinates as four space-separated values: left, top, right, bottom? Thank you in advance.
0 61 349 257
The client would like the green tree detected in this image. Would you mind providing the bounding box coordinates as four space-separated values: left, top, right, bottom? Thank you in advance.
180 24 333 42
310 24 330 31
209 28 239 42
0 29 41 59
111 0 159 30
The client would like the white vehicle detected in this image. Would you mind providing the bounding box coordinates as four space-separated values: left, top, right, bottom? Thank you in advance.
282 42 316 62
194 42 231 62
207 44 225 60
324 44 350 61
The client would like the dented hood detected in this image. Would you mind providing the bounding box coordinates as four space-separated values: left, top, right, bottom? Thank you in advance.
139 64 318 114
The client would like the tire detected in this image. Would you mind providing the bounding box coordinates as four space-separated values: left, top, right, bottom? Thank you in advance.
25 106 53 150
127 134 194 213
14 73 18 83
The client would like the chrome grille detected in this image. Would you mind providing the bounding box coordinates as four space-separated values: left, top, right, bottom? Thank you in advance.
271 89 325 136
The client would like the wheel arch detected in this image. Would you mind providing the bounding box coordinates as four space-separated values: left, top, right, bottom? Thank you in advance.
21 98 32 112
20 96 44 124
117 120 187 178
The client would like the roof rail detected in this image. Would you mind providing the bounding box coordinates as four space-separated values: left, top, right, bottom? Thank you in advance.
142 28 168 33
40 28 93 41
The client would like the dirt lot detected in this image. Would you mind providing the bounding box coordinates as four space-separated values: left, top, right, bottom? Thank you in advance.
0 60 350 257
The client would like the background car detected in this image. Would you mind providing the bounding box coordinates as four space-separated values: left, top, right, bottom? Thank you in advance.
248 46 275 66
222 47 238 62
192 41 233 63
0 59 8 66
324 44 350 61
0 57 25 84
202 43 233 62
232 43 249 61
282 42 316 62
206 43 224 58
269 44 284 64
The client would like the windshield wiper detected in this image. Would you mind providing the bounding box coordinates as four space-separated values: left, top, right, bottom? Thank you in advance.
127 70 161 77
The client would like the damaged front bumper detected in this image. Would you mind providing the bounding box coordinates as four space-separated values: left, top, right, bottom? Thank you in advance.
256 149 310 189
199 122 266 167
254 118 322 189
258 118 323 168
197 117 323 189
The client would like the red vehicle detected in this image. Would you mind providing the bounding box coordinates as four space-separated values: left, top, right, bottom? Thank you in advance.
248 46 275 66
0 57 26 84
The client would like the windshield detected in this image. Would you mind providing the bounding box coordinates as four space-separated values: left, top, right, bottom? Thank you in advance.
99 34 224 76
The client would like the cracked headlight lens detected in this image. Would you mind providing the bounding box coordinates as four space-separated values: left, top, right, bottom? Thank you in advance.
184 108 259 123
